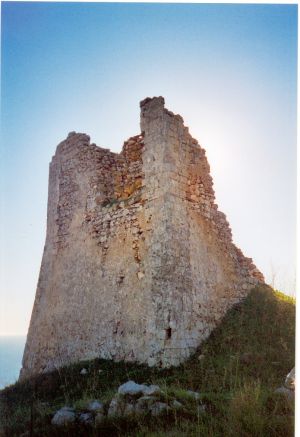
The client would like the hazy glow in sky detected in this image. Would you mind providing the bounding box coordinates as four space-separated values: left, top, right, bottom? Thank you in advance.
1 3 297 334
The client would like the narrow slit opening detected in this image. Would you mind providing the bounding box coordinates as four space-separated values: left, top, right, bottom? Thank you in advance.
166 327 172 340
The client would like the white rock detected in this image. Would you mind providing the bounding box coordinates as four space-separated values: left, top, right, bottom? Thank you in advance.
87 400 104 413
118 380 147 396
150 402 169 416
107 397 123 416
51 407 76 426
172 400 183 409
142 384 161 396
186 390 200 400
80 368 88 375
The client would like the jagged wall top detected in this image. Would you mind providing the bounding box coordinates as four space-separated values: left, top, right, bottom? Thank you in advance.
48 96 263 284
140 96 185 137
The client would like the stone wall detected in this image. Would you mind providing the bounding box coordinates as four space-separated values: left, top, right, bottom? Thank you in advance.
20 97 264 379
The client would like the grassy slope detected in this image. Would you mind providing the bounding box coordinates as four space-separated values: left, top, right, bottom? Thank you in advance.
0 285 295 437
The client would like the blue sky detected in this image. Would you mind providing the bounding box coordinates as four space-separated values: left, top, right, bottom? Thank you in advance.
1 2 297 334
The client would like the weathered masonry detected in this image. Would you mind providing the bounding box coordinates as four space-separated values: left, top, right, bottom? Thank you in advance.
21 97 264 379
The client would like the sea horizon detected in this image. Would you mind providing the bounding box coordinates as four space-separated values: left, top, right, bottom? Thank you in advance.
0 335 26 389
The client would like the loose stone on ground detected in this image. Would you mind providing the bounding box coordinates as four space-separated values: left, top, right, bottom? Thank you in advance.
50 380 205 427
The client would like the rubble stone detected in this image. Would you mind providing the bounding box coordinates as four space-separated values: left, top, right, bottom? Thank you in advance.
150 402 170 416
78 412 94 425
118 380 148 397
51 407 76 426
87 400 104 413
186 390 201 400
107 397 123 417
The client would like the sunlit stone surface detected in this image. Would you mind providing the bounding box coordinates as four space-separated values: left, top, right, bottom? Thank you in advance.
20 97 264 379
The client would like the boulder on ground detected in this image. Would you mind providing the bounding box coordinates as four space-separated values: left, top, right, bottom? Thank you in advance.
118 380 147 397
172 400 184 410
87 400 104 413
143 384 161 396
78 412 94 426
186 390 201 400
135 395 156 413
51 406 76 426
150 402 169 416
107 397 124 417
274 386 294 401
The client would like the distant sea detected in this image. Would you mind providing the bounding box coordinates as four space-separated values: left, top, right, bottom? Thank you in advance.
0 336 26 389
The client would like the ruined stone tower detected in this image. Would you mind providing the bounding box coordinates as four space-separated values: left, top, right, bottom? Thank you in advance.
20 97 264 379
